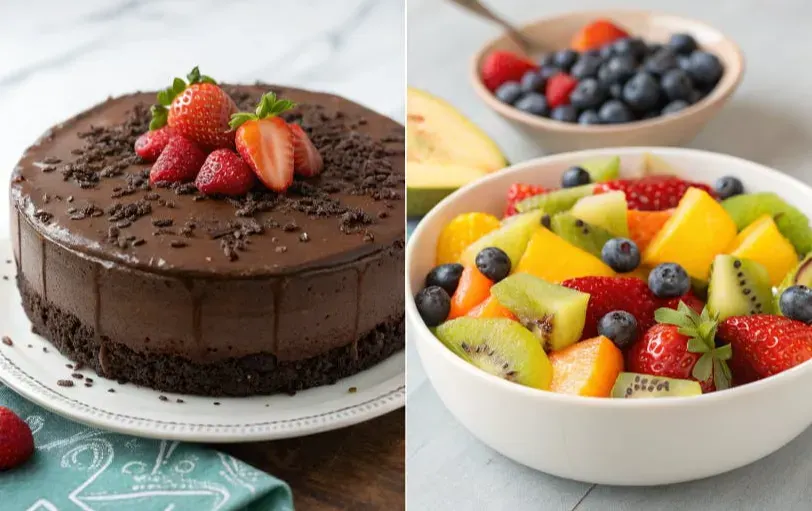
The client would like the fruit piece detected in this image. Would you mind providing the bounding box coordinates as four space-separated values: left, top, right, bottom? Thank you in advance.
551 213 614 258
626 209 672 252
622 72 661 113
598 311 638 350
289 123 323 177
495 81 523 104
722 192 812 255
668 34 698 55
660 69 694 102
601 238 640 273
426 263 464 296
571 19 630 51
516 228 615 283
435 318 553 389
611 373 702 398
553 49 579 71
549 336 624 397
718 315 812 380
415 286 451 327
570 79 606 111
148 136 206 184
598 100 634 124
481 51 538 92
475 247 511 282
460 210 543 269
628 304 732 393
551 105 578 123
505 183 547 217
562 277 659 341
435 212 501 265
662 100 690 116
0 406 34 470
150 67 237 150
714 176 744 200
579 156 620 182
578 110 601 125
661 290 705 315
561 166 592 188
571 54 603 80
194 149 256 196
134 126 173 162
779 286 812 324
515 93 550 116
515 184 594 215
449 266 493 319
707 255 773 320
648 263 691 299
595 175 715 211
491 273 590 351
408 163 488 217
684 51 724 88
571 191 629 237
727 214 798 286
467 296 517 321
643 188 738 279
776 254 812 313
546 73 578 109
599 55 637 88
644 49 679 78
520 70 547 94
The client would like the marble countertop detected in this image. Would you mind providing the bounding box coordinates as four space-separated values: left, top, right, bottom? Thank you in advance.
407 0 812 509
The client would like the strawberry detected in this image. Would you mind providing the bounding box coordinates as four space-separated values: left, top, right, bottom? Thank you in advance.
718 315 812 382
562 277 659 341
627 303 732 393
545 73 578 109
134 126 173 162
481 50 537 92
661 291 705 315
504 183 547 217
571 19 630 52
149 136 206 185
0 406 34 470
231 92 297 192
150 66 238 150
595 176 716 211
195 149 256 196
289 123 324 177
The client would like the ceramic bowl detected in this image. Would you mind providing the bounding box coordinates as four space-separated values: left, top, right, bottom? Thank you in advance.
406 147 812 485
470 10 744 153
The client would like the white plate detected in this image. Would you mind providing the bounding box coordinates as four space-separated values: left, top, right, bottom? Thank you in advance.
0 238 404 442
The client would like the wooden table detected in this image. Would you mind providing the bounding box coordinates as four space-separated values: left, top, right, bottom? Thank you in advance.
220 409 404 510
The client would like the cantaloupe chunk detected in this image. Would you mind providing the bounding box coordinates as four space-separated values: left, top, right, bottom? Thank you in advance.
549 336 624 397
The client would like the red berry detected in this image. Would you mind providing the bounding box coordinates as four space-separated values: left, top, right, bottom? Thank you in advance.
481 50 537 92
660 291 705 315
235 117 294 192
504 183 547 217
168 82 238 150
0 407 34 470
571 19 630 52
545 73 578 109
289 124 323 177
594 175 716 211
134 126 173 162
195 149 256 196
149 136 206 185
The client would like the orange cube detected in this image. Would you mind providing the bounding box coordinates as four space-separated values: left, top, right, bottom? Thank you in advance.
549 336 624 397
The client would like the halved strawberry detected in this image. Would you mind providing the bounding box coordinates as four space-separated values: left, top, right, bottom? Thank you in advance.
289 123 324 177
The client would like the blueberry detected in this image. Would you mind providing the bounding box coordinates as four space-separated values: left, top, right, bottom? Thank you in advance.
622 72 661 113
550 105 579 123
612 37 647 61
685 51 723 87
641 110 661 120
553 49 579 71
667 33 699 55
677 55 692 73
514 93 549 116
645 49 679 77
539 65 561 81
520 70 547 94
584 48 602 59
570 78 606 110
495 81 522 105
648 263 690 298
598 311 639 350
475 247 511 282
608 83 623 99
660 69 694 101
714 176 744 200
780 285 812 324
415 286 451 327
578 109 601 125
570 55 603 80
425 263 464 296
662 100 690 116
561 166 591 188
597 56 637 86
539 53 555 67
647 43 663 56
599 44 615 60
598 100 635 124
601 238 641 273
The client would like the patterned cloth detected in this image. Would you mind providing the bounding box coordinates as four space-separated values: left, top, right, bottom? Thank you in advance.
0 385 293 511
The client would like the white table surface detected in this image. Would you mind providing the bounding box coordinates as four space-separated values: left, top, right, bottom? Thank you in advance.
407 0 812 509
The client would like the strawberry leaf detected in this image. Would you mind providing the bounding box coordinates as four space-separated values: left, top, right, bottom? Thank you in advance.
713 359 731 390
687 337 710 353
229 113 256 130
172 77 186 96
149 105 168 130
187 66 201 84
157 89 171 107
692 352 713 382
697 322 717 344
714 343 732 361
655 307 692 327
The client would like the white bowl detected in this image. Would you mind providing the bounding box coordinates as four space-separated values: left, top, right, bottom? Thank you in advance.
406 147 812 485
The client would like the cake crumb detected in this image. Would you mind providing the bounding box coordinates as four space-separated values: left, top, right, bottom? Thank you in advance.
42 346 49 353
158 395 168 402
177 399 184 404
74 361 85 371
57 380 74 387
213 402 221 406
1 336 12 346
107 388 116 393
71 373 84 380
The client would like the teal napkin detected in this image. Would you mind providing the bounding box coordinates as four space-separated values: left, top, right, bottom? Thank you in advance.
0 384 293 511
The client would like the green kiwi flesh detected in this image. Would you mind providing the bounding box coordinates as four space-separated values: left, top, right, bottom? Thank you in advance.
722 192 812 255
775 253 812 314
460 209 543 268
707 255 774 320
579 155 620 182
611 372 702 398
551 213 614 258
515 184 593 214
434 318 553 389
570 191 629 237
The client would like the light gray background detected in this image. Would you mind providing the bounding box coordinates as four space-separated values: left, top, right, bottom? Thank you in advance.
407 0 812 509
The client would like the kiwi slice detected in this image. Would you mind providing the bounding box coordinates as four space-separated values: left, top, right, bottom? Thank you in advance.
491 273 589 351
551 213 614 258
570 191 629 237
435 317 553 390
722 193 812 255
707 254 774 321
611 373 702 398
580 155 620 182
460 209 543 268
775 253 812 314
515 184 594 214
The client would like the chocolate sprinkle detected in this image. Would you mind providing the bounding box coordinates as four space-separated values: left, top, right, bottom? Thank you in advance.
158 395 168 401
71 373 84 379
57 380 74 387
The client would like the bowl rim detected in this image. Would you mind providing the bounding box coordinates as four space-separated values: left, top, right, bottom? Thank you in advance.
469 8 746 133
406 146 812 409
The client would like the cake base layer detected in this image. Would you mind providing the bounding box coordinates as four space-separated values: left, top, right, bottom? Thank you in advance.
19 275 404 397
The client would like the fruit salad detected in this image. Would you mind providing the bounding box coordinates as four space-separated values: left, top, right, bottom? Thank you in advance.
414 155 812 398
481 19 725 125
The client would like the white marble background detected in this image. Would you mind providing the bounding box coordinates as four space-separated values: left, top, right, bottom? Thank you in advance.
0 0 405 240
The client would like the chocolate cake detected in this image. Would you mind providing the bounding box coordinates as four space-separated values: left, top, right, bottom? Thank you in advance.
10 84 405 396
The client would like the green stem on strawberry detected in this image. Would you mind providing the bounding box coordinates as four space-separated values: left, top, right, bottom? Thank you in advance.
229 92 297 130
149 66 217 131
654 301 733 390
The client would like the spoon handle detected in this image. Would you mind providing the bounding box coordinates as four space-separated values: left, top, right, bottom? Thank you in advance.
447 0 534 54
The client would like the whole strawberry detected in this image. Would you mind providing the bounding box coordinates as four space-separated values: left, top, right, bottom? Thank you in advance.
718 315 812 382
150 66 238 150
661 291 705 315
195 149 255 196
149 136 207 185
0 406 34 470
289 123 324 177
134 126 173 162
504 183 547 217
481 50 537 92
627 303 732 393
595 176 716 211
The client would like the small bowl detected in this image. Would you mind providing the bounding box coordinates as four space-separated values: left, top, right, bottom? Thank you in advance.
407 147 812 485
470 10 745 153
